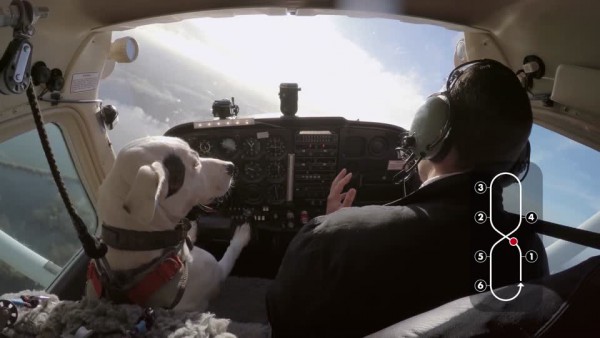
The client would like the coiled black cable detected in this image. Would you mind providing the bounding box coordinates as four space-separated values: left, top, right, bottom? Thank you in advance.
26 83 107 259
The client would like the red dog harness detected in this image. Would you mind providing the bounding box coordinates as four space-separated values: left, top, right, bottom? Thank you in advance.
87 252 184 306
87 220 192 308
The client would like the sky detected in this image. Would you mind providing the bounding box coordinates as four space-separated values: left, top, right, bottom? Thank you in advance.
99 15 599 271
105 16 459 129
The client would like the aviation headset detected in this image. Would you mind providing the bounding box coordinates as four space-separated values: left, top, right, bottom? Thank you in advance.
395 59 531 184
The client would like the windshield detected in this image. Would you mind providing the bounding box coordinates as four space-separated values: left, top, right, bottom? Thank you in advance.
99 15 599 271
100 15 458 149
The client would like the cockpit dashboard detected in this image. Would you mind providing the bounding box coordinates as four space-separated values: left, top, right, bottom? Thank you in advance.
165 116 419 277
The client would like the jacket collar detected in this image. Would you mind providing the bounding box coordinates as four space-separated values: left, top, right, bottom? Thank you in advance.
387 171 504 208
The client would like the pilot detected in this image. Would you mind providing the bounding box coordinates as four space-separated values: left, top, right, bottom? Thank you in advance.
266 59 549 337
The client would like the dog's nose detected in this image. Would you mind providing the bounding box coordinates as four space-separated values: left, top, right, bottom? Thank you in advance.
225 163 235 176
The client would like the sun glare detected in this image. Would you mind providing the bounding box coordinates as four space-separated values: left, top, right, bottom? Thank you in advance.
134 15 425 128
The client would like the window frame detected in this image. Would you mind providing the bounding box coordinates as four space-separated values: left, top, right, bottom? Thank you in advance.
0 107 103 291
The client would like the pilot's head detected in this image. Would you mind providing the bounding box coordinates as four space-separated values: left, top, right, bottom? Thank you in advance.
414 59 533 183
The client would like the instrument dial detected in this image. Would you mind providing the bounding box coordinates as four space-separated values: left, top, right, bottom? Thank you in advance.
243 161 264 182
219 138 238 159
242 137 262 158
266 136 286 158
267 161 286 180
267 184 285 204
198 139 212 156
242 184 263 205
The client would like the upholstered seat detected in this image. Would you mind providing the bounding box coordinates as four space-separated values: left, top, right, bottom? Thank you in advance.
367 256 600 337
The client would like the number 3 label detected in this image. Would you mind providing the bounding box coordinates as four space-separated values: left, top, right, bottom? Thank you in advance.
474 181 487 194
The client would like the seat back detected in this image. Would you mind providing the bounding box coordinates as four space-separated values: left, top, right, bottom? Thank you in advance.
367 256 600 337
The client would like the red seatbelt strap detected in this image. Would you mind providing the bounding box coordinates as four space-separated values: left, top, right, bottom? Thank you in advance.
87 260 103 297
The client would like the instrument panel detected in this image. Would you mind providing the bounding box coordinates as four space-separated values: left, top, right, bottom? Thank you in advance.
186 132 290 205
165 116 418 277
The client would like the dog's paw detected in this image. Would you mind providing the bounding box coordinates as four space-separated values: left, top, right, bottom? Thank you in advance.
231 223 251 248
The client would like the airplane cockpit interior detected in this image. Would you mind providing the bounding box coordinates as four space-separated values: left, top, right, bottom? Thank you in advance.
164 109 421 278
0 0 599 336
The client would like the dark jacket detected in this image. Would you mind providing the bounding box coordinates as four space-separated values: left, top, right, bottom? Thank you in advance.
266 172 548 337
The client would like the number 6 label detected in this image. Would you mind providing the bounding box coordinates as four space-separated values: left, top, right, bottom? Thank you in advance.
474 279 488 292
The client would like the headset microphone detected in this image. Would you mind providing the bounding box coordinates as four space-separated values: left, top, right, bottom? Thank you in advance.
392 145 417 185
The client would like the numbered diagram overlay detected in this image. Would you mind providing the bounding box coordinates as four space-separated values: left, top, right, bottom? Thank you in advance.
470 164 544 311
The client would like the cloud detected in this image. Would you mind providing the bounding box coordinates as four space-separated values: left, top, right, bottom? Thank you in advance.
131 16 426 129
104 100 170 151
102 71 181 106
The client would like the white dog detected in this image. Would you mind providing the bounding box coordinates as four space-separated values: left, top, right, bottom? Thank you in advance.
86 136 250 312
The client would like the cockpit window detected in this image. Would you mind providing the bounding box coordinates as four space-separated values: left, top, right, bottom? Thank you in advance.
0 124 97 294
99 15 461 151
529 125 600 272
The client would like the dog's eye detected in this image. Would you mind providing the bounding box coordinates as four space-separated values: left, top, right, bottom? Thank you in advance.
194 159 201 167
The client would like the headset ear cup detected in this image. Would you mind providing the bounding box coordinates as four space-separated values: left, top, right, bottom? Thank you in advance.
429 132 452 163
408 95 453 160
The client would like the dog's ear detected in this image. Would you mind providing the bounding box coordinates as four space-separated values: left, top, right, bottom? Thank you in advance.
123 161 168 224
163 153 185 198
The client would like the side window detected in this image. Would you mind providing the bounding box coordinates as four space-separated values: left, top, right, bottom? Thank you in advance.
0 124 97 294
529 125 600 272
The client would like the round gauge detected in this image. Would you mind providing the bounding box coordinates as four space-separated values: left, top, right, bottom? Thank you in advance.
267 184 285 204
242 137 262 158
219 138 238 159
266 136 286 158
197 139 212 156
242 184 263 205
368 136 389 157
267 161 286 180
243 161 264 182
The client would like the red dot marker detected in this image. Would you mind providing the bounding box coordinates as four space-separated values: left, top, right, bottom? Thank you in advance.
509 237 518 246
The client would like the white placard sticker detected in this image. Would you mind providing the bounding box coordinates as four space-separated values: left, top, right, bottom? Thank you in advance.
257 131 269 139
70 72 99 93
387 160 406 170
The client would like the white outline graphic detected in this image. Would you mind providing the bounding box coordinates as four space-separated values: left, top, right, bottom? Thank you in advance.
473 173 542 301
472 172 532 302
488 172 523 301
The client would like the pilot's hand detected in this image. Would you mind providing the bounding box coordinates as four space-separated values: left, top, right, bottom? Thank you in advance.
326 168 357 214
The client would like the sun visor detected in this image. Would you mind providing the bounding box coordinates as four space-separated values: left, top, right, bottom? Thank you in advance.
551 64 600 114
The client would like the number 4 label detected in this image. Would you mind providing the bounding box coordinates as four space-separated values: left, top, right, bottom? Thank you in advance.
525 211 538 224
